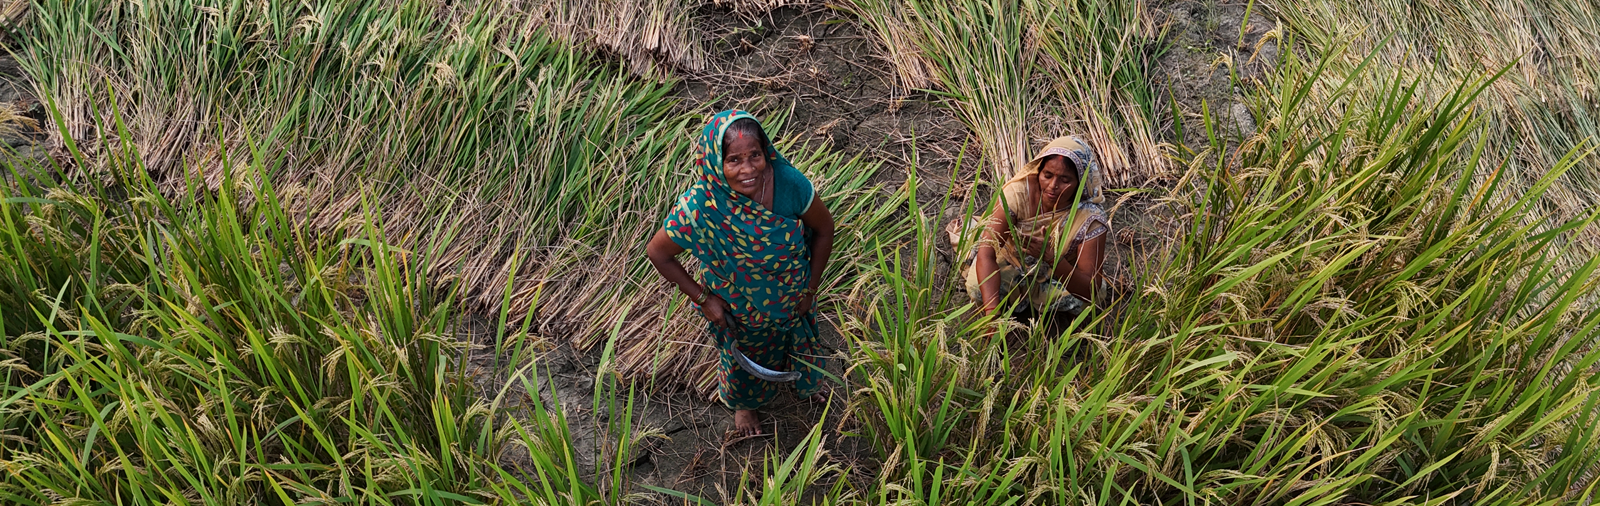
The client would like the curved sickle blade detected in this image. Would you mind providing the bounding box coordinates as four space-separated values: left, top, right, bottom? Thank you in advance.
730 344 801 382
726 321 800 382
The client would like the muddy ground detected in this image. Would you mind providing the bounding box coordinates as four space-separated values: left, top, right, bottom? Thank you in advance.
0 2 1277 503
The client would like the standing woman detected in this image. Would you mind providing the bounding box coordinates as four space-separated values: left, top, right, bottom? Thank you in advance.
645 110 834 437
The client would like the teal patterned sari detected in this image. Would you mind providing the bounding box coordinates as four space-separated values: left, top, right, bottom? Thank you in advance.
662 110 825 410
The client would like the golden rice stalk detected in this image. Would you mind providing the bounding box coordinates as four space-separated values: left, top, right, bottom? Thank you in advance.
849 2 935 90
0 101 37 141
0 0 27 29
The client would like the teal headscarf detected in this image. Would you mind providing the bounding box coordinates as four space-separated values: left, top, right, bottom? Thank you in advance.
663 110 811 330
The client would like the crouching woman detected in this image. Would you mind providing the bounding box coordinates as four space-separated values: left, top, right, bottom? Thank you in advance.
644 110 834 437
954 136 1110 318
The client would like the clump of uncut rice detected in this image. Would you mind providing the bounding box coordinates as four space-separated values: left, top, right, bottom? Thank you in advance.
841 41 1600 505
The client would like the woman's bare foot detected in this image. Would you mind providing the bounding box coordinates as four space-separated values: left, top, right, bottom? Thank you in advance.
805 392 827 404
733 409 762 437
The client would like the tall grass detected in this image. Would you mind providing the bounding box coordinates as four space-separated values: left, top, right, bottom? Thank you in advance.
845 42 1600 505
14 0 909 396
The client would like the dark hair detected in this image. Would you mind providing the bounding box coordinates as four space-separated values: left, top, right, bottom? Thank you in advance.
722 117 773 157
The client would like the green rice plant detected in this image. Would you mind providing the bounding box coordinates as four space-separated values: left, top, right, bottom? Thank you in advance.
0 127 490 502
735 406 847 505
846 38 1600 506
842 142 993 465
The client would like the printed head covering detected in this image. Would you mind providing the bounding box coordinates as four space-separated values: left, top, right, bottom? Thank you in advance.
662 110 812 329
1007 135 1105 206
982 135 1112 261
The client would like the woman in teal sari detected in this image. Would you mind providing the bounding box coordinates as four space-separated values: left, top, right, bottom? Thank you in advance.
645 110 835 437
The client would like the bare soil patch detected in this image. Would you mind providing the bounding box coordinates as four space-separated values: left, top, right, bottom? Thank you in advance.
1152 0 1281 142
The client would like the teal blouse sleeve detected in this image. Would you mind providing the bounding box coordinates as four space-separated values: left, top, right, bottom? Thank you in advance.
771 164 814 219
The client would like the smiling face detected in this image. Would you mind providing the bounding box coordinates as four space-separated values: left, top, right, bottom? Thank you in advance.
1037 155 1079 210
721 129 770 199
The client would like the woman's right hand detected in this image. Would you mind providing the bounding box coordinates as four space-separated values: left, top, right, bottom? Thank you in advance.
699 292 734 329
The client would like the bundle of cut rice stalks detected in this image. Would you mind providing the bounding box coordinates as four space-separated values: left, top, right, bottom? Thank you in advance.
842 0 1169 188
524 0 827 79
527 0 708 78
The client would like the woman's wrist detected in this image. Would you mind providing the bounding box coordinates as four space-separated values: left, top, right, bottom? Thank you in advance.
687 284 707 305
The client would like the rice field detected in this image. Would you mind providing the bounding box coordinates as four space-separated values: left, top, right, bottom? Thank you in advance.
1 0 1597 504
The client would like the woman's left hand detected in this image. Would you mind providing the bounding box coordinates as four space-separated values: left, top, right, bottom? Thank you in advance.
794 291 815 317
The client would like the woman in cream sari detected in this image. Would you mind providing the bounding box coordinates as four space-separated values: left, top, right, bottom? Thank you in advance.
952 136 1110 317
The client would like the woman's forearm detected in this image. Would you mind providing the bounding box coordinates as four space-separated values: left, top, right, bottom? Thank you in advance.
1064 267 1095 298
977 244 1001 310
1059 235 1105 300
799 196 836 297
1050 252 1095 298
646 230 706 302
649 254 703 300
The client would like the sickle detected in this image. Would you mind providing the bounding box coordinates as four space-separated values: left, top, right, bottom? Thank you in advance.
723 319 801 382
